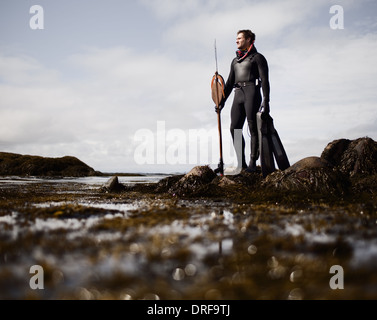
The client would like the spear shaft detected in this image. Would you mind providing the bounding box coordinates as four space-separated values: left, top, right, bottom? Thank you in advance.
213 39 224 176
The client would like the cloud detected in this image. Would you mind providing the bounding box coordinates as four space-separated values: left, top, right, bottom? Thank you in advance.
1 0 376 173
66 45 215 124
0 55 79 143
0 46 224 172
141 0 329 49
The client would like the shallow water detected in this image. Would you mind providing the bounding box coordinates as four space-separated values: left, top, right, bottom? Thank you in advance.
0 175 165 186
0 176 377 300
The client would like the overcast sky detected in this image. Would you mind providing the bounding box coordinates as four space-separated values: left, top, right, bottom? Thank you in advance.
1 0 377 173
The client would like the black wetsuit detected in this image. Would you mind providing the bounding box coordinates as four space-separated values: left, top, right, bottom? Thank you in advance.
223 45 270 168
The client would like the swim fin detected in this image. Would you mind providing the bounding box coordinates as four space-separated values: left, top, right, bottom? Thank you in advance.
266 115 290 171
257 112 275 177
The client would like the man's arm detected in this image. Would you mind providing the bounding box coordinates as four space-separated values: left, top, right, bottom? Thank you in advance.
256 54 270 114
256 54 270 102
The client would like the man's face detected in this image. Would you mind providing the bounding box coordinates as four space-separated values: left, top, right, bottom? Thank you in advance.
236 33 250 50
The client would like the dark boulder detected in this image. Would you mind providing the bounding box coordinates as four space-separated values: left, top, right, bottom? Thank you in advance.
321 137 377 177
320 138 351 167
261 156 349 197
164 165 217 197
101 176 125 192
155 174 184 193
285 156 333 173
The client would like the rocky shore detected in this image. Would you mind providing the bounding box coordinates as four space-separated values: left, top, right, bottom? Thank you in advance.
120 136 377 206
0 137 377 300
2 137 377 205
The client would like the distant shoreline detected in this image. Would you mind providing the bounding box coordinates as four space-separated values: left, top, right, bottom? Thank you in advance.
0 151 180 177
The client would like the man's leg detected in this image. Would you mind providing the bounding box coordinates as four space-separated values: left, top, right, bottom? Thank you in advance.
230 93 247 169
245 86 260 172
246 117 259 172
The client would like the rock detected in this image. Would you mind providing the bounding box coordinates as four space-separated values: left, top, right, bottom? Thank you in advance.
217 176 236 187
348 138 377 176
155 174 184 193
285 156 333 173
321 137 377 177
321 139 351 166
102 176 125 192
167 165 216 197
184 165 217 180
262 166 349 197
262 156 349 197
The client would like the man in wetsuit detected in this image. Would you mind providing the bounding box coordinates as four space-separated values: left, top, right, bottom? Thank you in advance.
217 29 270 173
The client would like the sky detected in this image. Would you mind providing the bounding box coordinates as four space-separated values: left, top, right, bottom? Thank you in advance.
1 0 377 174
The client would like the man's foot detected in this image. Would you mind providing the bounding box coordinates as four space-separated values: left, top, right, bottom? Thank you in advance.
245 160 257 173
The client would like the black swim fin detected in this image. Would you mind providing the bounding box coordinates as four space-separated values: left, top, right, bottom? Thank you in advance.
257 112 275 177
266 116 290 171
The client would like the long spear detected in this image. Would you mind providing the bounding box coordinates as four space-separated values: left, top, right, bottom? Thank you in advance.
211 39 225 176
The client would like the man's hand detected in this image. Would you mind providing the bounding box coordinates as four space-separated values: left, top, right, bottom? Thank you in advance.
215 100 225 113
259 99 270 116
